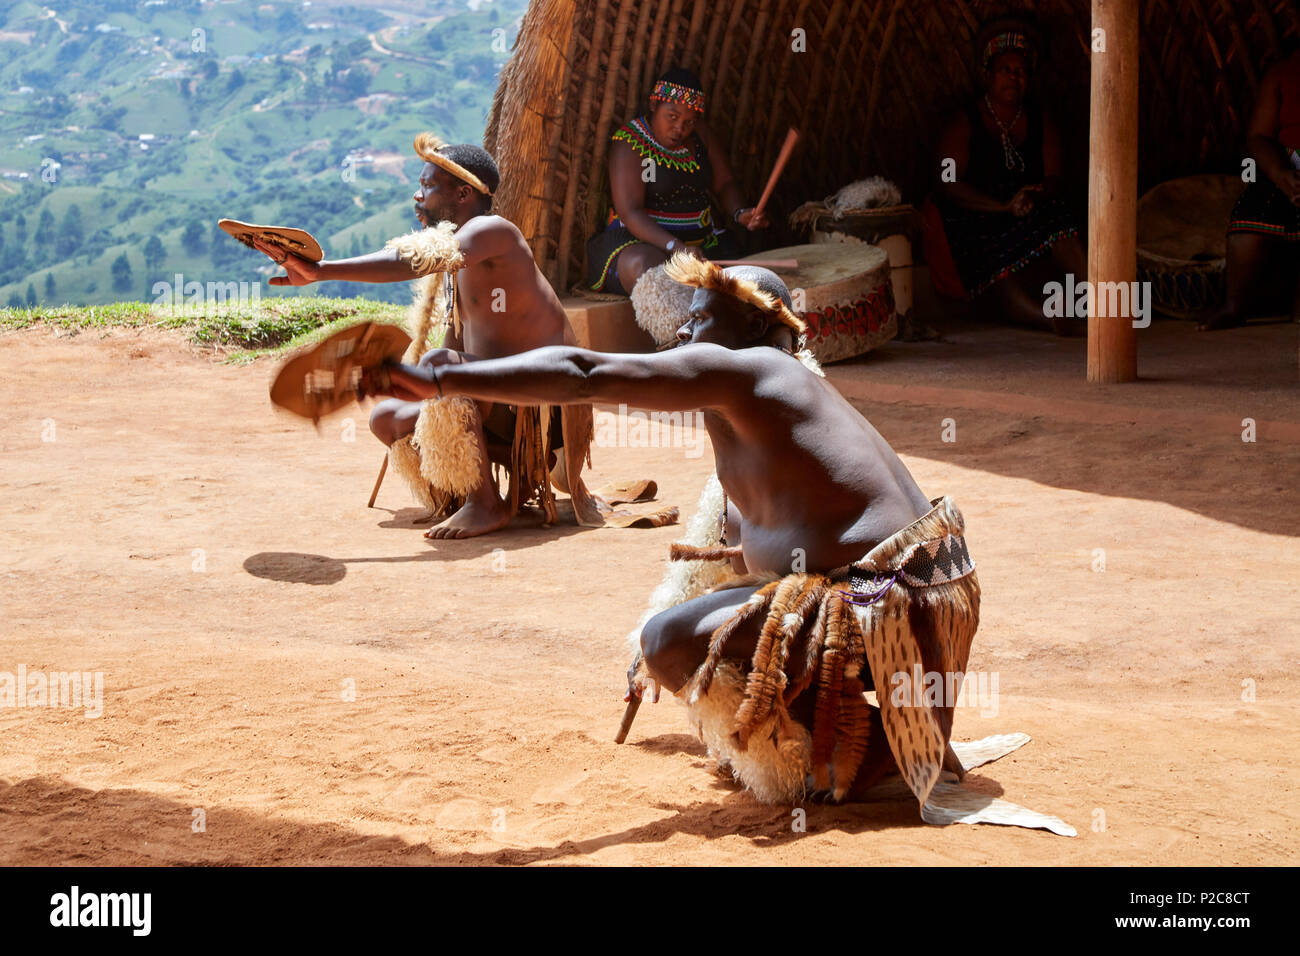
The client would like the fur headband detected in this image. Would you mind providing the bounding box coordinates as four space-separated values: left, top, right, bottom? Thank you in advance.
413 132 492 196
663 252 807 339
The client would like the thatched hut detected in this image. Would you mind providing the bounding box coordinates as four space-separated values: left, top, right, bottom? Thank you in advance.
485 0 1300 381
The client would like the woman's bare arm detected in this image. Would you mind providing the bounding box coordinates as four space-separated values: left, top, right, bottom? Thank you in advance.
609 140 678 250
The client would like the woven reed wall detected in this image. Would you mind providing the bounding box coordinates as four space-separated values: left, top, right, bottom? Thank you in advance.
485 0 1300 292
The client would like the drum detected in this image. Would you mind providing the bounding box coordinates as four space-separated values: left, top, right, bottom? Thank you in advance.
740 243 896 363
1137 175 1246 319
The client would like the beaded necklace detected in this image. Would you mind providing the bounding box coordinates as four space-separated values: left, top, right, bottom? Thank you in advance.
611 116 701 174
984 94 1025 172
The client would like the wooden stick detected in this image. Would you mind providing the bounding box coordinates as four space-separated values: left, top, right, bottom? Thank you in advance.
711 259 799 269
751 127 800 223
367 454 388 508
614 696 641 744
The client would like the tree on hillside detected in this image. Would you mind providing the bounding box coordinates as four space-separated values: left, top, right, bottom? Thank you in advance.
25 283 37 306
14 213 26 243
35 209 56 251
56 205 82 259
201 60 219 81
7 292 21 308
144 235 166 272
181 221 207 256
44 272 56 301
102 106 127 132
227 69 246 93
340 70 369 99
111 254 133 293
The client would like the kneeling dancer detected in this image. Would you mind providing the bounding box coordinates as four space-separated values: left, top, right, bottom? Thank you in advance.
361 254 980 816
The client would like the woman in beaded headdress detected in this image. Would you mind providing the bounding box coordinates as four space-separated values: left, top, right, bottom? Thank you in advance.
929 16 1086 334
585 67 769 296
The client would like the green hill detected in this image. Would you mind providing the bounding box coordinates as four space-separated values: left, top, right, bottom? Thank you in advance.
0 0 526 308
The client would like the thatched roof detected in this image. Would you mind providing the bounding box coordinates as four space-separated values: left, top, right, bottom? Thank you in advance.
485 0 1300 293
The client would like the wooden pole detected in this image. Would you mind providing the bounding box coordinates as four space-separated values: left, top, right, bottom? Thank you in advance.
1087 0 1139 383
367 455 387 508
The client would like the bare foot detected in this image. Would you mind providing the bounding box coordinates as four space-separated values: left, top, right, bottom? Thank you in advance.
424 495 511 540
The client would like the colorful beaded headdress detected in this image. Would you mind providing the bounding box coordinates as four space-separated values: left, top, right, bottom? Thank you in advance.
982 31 1036 73
650 80 705 114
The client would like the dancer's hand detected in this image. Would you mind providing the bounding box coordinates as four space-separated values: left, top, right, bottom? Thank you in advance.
252 238 319 286
625 656 660 704
359 360 427 402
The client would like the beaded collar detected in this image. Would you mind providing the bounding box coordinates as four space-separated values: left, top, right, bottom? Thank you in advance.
611 116 701 174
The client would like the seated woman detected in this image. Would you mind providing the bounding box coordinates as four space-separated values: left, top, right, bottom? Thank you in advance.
1199 46 1300 331
930 19 1085 335
585 67 768 296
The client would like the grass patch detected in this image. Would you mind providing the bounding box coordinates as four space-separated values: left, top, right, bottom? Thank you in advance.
0 296 412 361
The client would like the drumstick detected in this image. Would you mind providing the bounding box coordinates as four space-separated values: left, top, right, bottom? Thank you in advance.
750 127 800 223
711 259 798 269
367 454 388 508
614 696 641 744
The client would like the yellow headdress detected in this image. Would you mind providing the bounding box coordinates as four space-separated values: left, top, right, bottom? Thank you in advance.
664 252 807 339
413 132 493 196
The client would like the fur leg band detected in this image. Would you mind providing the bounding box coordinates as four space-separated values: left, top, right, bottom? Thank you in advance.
412 397 484 497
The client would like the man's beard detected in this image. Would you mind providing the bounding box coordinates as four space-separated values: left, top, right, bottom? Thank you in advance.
415 203 452 226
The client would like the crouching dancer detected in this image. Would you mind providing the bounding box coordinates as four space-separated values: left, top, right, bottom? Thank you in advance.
359 253 981 815
255 134 601 538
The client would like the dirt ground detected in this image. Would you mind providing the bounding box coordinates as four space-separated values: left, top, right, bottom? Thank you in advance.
1 319 1297 866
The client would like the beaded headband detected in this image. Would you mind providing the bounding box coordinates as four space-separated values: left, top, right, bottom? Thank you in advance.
650 80 705 114
982 31 1036 73
413 132 493 196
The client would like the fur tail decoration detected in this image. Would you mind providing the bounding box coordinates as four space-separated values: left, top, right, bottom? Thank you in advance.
505 404 558 525
412 397 484 497
670 544 742 563
403 275 441 363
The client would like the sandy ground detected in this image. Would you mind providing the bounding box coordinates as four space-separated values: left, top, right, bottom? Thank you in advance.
1 320 1297 866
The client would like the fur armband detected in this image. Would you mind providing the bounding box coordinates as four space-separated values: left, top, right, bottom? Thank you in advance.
385 220 465 278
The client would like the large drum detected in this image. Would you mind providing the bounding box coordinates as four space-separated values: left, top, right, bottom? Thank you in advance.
791 202 918 327
1137 175 1246 319
740 243 896 364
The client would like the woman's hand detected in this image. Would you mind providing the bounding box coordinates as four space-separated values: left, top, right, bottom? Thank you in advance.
734 207 769 230
1278 169 1300 205
1006 184 1044 217
252 237 320 286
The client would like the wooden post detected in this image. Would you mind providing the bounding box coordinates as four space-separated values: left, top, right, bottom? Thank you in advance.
1087 0 1139 383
